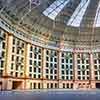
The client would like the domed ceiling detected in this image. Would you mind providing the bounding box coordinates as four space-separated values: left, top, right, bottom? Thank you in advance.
0 0 100 46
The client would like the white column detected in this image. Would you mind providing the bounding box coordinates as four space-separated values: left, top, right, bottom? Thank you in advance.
89 52 95 89
25 43 30 89
58 51 62 88
6 34 13 76
73 52 78 89
42 48 47 89
5 34 13 90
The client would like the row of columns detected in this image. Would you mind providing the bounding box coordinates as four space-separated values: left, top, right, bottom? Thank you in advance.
2 33 96 89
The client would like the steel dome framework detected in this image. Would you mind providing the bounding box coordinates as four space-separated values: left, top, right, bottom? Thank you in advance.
0 0 100 48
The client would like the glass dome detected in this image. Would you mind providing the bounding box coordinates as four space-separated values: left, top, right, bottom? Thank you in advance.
0 0 100 47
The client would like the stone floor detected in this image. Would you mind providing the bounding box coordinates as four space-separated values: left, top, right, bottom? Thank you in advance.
0 90 100 100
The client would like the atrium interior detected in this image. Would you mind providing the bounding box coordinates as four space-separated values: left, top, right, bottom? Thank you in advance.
0 0 100 90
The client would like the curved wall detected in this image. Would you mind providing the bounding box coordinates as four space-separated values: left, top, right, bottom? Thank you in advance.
0 17 100 90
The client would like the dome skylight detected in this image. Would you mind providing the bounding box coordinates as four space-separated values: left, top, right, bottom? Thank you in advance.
94 1 100 27
67 0 90 27
43 0 70 20
43 0 100 27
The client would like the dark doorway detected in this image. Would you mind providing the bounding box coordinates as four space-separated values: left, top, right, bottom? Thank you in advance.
96 83 100 89
0 82 2 90
12 81 22 89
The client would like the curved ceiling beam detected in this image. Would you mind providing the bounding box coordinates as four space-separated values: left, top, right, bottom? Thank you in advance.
67 0 90 27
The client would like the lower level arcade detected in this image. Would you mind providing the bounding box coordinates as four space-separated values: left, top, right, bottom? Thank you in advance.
0 79 99 90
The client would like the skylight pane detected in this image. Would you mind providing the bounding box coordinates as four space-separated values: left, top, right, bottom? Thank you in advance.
94 1 100 27
67 0 90 27
54 0 61 5
43 0 70 20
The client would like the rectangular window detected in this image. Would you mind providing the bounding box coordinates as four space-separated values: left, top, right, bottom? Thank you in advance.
50 70 53 74
46 57 49 61
29 74 32 78
15 72 18 77
78 76 81 80
86 60 89 64
17 49 20 54
13 38 15 45
38 74 41 78
30 53 32 58
12 55 14 61
54 58 57 62
70 65 72 69
11 63 14 69
29 67 32 72
38 68 41 73
78 60 80 64
82 60 84 64
34 54 37 59
2 42 5 49
0 70 3 76
86 65 89 69
66 76 69 80
70 60 72 63
34 74 36 78
54 64 57 68
78 71 81 75
55 76 57 80
55 70 57 74
46 69 49 73
34 67 36 72
95 71 98 75
66 59 68 63
87 71 89 75
22 43 24 48
10 71 13 76
16 65 19 70
39 55 41 60
46 63 49 67
62 64 64 69
62 53 64 57
50 76 53 79
50 57 53 62
94 60 97 64
46 50 49 55
70 76 73 80
39 49 41 53
46 75 49 79
62 70 64 74
30 60 32 65
62 76 65 80
62 59 64 63
20 73 23 77
1 61 4 68
12 47 15 53
38 62 41 66
30 46 33 51
17 40 20 45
